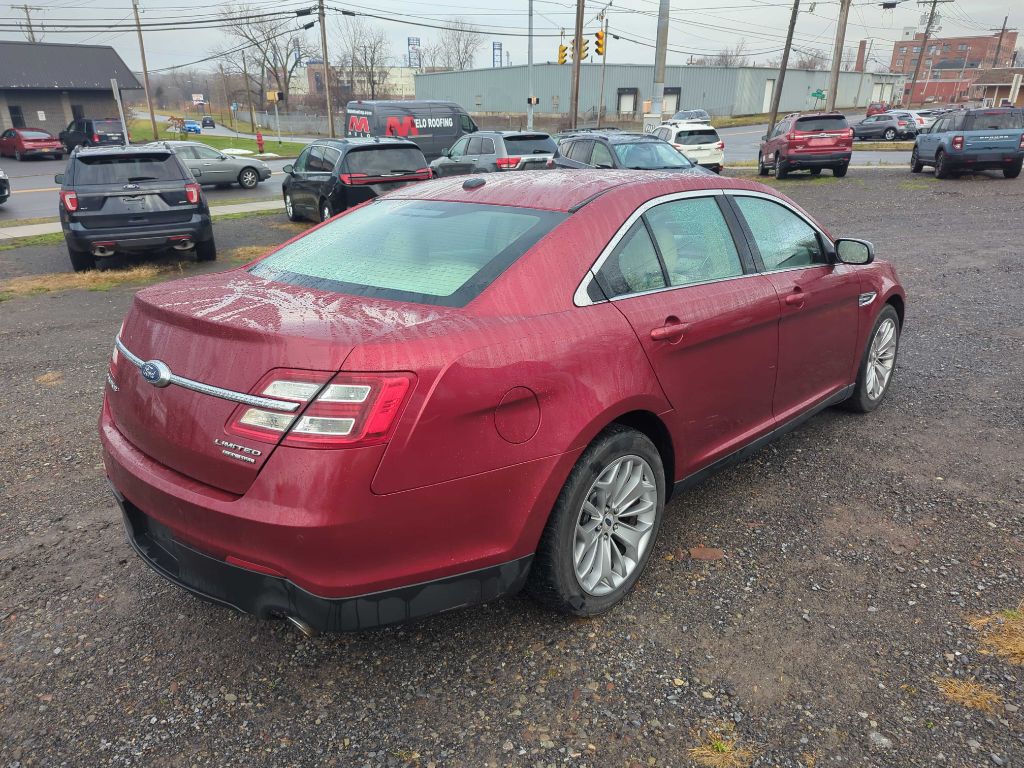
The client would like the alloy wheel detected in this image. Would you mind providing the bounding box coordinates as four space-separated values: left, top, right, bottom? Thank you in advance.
321 202 331 222
240 169 258 188
573 455 658 597
865 318 897 401
285 194 293 218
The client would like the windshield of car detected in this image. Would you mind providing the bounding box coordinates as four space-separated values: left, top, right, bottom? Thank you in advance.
672 128 720 145
794 116 848 132
72 154 184 184
613 141 693 169
963 111 1023 130
503 135 557 154
249 200 567 307
19 130 53 139
94 120 125 134
344 146 426 175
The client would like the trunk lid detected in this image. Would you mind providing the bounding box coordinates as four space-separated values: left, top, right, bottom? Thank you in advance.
960 111 1024 154
792 114 852 154
109 270 451 494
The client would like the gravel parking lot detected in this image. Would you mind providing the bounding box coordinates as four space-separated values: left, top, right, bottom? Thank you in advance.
1 169 1022 767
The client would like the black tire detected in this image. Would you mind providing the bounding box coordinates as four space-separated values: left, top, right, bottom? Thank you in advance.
68 247 95 272
832 165 848 177
284 192 302 222
757 153 769 177
238 167 259 189
809 168 822 176
1003 160 1022 179
195 238 217 262
526 425 666 617
54 153 64 161
910 147 924 173
15 149 23 161
842 305 900 414
319 198 333 223
934 151 951 179
883 128 896 141
775 153 788 179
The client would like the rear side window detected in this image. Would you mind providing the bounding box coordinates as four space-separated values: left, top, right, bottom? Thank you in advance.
94 120 125 134
72 154 183 184
673 129 720 145
963 111 1023 130
794 116 848 131
504 135 557 155
645 198 742 287
595 221 666 298
250 200 566 307
566 141 593 163
344 147 426 175
20 129 53 139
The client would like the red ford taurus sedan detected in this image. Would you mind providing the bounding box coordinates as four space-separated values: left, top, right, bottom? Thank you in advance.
101 171 905 634
0 127 64 160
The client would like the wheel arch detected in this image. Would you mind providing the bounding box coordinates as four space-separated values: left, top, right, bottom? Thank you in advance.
885 293 905 327
608 409 676 500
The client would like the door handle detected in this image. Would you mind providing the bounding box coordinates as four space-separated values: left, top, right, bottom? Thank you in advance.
650 317 686 342
784 290 805 307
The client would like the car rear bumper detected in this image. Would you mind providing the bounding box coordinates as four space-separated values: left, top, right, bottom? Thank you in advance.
64 214 213 253
945 152 1023 171
784 151 851 168
100 399 574 629
18 146 63 155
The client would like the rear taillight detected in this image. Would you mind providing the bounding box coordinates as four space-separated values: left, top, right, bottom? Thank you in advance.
546 158 555 169
496 156 522 169
339 172 369 185
226 370 414 449
1019 134 1024 150
414 167 431 179
92 133 100 143
898 120 907 127
951 135 964 151
917 117 925 125
60 190 78 212
184 182 200 204
787 133 796 141
715 141 725 150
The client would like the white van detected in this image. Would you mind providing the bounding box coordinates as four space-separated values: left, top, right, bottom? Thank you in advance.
654 121 725 173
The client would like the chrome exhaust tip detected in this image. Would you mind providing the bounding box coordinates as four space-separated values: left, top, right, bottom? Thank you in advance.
170 239 194 251
285 615 318 638
92 245 115 258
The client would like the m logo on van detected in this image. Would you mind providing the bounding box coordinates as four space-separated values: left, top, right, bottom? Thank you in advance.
386 116 419 137
348 115 370 134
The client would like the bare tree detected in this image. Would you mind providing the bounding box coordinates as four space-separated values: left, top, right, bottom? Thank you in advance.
220 4 315 104
692 40 750 67
336 16 392 99
419 40 450 72
792 48 829 70
437 20 484 71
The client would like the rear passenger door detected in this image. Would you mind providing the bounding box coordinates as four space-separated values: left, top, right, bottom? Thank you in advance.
289 146 318 212
593 194 780 474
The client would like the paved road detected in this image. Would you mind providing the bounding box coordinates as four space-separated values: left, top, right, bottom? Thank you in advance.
0 155 288 220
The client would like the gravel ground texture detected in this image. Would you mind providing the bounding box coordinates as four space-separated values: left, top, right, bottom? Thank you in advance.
1 169 1022 768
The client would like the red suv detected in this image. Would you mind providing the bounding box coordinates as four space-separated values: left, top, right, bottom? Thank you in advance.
758 112 854 178
101 172 905 634
866 101 890 117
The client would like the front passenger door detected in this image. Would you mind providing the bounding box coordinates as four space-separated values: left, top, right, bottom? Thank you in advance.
192 145 231 183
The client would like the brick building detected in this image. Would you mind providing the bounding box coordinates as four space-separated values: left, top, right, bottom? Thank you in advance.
0 40 141 133
889 30 1018 103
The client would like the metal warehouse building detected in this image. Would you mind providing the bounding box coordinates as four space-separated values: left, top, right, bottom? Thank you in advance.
415 63 905 118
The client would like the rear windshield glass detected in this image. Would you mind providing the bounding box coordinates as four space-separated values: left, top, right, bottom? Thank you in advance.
94 120 125 134
344 146 426 175
795 116 849 131
504 135 557 154
73 154 182 184
963 111 1023 130
20 130 53 139
613 141 693 169
673 129 720 145
672 110 710 121
249 200 566 307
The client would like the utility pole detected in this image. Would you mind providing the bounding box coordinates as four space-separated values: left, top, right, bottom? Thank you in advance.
906 0 950 108
15 4 40 42
317 0 335 137
527 0 535 130
596 13 610 128
768 0 800 136
989 15 1011 69
569 0 585 128
132 0 159 141
649 0 670 127
241 53 257 132
825 0 852 112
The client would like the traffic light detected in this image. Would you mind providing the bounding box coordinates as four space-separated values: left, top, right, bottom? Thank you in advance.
579 37 590 60
558 44 568 65
595 29 606 57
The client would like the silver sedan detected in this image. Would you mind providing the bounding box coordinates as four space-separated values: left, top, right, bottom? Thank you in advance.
145 140 272 189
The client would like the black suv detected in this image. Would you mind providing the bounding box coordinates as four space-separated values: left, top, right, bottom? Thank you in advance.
282 137 429 223
553 131 708 174
59 118 129 151
56 145 215 272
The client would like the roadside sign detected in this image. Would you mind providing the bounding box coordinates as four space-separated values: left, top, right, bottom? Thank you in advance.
231 102 238 111
811 89 826 100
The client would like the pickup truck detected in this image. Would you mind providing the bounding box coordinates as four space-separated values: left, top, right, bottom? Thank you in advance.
911 108 1024 179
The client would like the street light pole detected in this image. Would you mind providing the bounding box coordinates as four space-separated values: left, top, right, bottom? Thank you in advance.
768 0 800 136
569 0 585 128
527 0 534 130
825 0 852 112
318 0 335 137
132 0 159 141
650 0 670 122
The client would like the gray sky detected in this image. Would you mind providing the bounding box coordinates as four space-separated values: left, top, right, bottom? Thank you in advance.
1 0 1018 74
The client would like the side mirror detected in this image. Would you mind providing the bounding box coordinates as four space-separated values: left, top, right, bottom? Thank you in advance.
54 173 64 184
282 164 293 174
761 134 768 141
441 147 450 157
835 238 874 265
191 169 202 178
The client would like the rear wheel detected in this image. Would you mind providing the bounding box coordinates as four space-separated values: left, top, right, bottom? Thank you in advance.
842 305 900 413
1003 160 1022 179
757 153 769 176
809 168 822 176
526 425 666 616
195 238 217 262
934 150 952 179
14 150 23 161
832 165 848 177
883 128 897 141
238 167 259 189
319 199 333 223
775 153 788 179
910 147 924 173
284 192 301 222
68 247 95 272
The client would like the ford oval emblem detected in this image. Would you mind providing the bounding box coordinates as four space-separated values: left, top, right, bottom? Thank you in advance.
140 359 172 388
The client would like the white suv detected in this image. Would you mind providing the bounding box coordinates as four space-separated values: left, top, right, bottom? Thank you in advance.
654 121 725 173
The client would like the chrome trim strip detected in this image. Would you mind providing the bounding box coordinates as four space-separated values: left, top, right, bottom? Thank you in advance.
114 336 300 412
858 291 878 307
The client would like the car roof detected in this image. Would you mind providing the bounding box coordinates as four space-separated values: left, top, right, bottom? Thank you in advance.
563 131 664 144
312 136 420 150
72 145 170 157
475 130 552 138
662 121 715 128
384 169 765 213
786 111 846 119
346 99 463 108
